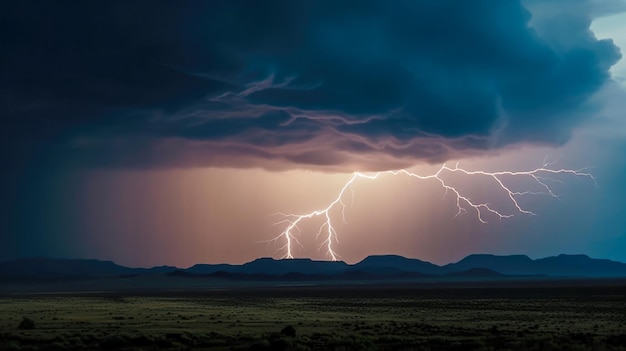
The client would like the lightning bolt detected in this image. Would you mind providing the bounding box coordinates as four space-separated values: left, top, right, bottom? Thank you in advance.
266 161 595 261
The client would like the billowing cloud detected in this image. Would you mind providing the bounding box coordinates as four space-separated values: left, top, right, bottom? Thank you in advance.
0 0 622 171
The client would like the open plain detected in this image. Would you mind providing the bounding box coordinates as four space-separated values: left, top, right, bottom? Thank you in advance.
1 281 625 351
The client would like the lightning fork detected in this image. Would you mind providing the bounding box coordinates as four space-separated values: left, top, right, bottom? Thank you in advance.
267 162 594 260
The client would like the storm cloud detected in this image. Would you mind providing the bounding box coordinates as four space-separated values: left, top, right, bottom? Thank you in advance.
1 0 622 171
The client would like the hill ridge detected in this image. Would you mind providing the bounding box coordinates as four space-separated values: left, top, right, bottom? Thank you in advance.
1 253 625 279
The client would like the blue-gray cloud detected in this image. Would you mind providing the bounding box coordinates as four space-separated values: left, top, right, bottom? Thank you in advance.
0 0 622 171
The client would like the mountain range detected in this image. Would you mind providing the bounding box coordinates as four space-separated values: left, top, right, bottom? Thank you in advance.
1 254 625 281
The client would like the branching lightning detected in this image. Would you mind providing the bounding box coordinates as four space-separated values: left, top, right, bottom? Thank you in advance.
266 161 595 261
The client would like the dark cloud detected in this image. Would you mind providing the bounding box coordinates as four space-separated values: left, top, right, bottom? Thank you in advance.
0 0 622 172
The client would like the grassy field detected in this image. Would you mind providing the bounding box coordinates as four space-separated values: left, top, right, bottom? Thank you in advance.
0 284 625 350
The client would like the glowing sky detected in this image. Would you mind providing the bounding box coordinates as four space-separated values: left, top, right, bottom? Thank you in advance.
2 0 626 267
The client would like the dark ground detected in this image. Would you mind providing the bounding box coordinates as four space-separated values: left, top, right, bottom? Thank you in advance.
1 280 625 350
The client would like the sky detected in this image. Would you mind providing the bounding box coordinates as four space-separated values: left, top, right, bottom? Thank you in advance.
1 0 626 268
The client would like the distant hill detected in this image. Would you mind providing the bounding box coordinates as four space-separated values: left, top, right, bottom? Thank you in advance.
241 257 349 275
187 258 349 275
0 258 176 280
353 255 441 275
443 254 626 277
534 254 626 276
1 254 625 282
185 263 236 275
443 254 535 275
0 258 132 278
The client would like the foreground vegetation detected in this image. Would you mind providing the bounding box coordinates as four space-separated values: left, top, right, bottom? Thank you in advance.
0 284 625 350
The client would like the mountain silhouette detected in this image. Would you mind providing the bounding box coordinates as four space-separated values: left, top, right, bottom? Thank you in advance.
443 254 626 277
1 254 625 282
0 258 176 280
443 254 535 275
353 255 442 275
533 254 626 276
185 263 236 275
241 257 349 275
0 258 132 278
187 258 349 275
